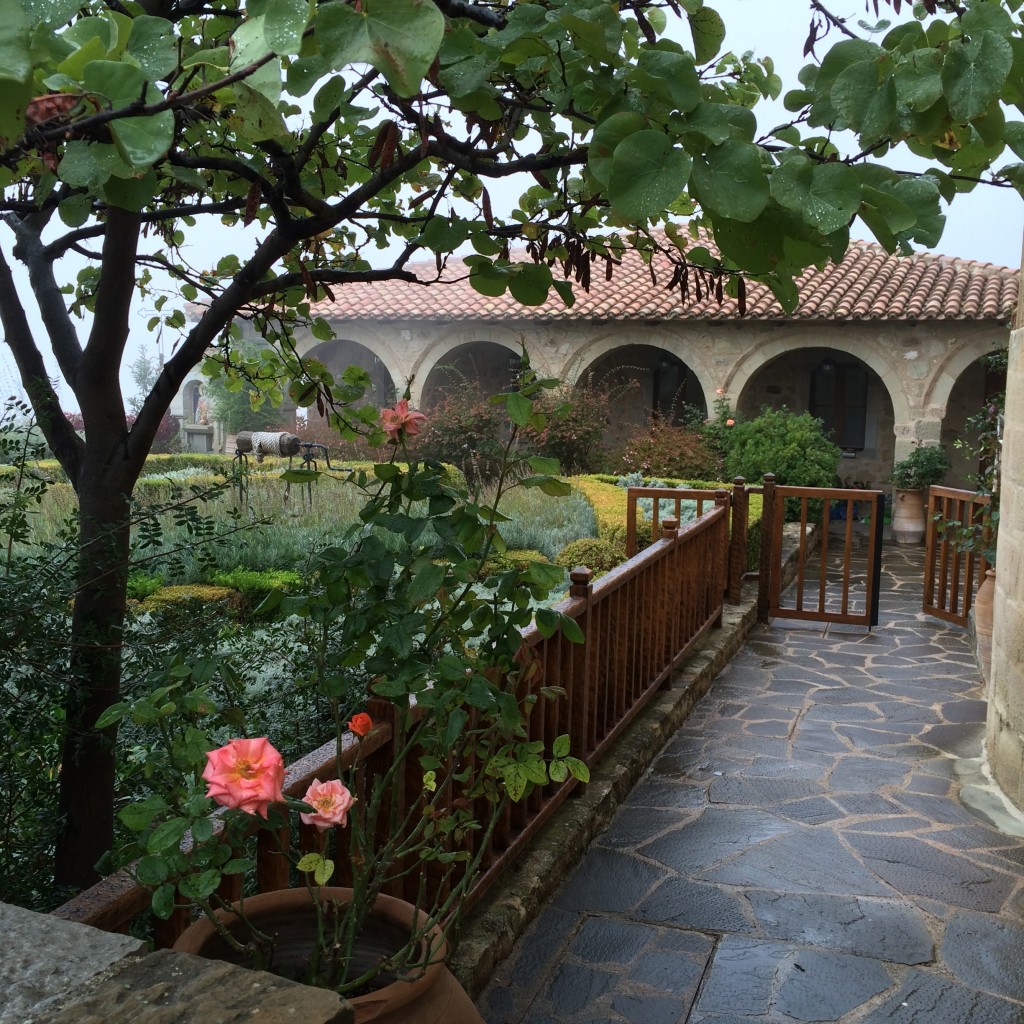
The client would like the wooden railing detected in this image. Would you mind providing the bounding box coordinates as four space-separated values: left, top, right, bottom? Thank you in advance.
924 485 991 626
52 499 730 941
625 478 748 603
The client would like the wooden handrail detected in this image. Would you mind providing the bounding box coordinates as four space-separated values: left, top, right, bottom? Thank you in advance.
52 507 730 941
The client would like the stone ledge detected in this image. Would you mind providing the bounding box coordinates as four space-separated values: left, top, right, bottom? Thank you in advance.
30 950 353 1024
1 900 146 1024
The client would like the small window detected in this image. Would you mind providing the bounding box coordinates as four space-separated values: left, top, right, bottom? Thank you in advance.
810 360 868 450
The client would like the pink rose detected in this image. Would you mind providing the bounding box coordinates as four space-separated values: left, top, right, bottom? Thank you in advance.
203 738 285 818
726 418 735 427
300 778 356 831
380 399 427 443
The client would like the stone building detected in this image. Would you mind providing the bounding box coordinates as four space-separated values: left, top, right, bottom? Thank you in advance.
175 239 1016 490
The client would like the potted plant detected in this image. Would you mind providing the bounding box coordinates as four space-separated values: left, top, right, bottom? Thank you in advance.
102 364 589 1020
889 444 949 544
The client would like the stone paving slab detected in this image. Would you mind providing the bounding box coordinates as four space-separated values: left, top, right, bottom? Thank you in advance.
1 901 146 1024
479 546 1024 1023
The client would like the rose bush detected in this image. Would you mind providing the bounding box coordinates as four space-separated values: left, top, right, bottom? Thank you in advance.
104 357 589 994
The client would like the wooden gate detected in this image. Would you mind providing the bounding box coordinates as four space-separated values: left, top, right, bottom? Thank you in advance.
761 479 885 627
923 485 991 626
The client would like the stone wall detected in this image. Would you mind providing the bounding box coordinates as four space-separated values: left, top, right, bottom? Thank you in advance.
987 287 1024 808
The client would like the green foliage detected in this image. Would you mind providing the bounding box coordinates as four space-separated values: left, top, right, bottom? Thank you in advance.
208 568 303 598
725 407 840 487
494 486 599 560
126 572 164 600
411 384 505 483
890 444 950 489
521 379 620 475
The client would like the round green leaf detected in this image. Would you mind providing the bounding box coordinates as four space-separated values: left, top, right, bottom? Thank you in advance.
688 6 725 64
265 0 312 56
690 140 769 223
109 111 174 170
942 32 1013 122
587 111 646 186
631 49 700 112
316 0 444 98
894 48 944 112
508 263 553 306
771 158 861 234
136 855 169 886
608 130 691 222
125 15 178 80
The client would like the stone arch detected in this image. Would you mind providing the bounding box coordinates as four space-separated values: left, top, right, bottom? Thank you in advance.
409 328 525 401
732 342 898 490
727 332 910 424
939 345 1007 489
922 328 1009 412
570 343 708 453
419 339 523 409
304 338 398 407
565 329 716 409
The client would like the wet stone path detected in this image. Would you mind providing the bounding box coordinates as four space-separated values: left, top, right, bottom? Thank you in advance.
480 546 1024 1023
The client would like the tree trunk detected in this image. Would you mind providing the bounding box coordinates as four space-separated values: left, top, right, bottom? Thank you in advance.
53 474 132 890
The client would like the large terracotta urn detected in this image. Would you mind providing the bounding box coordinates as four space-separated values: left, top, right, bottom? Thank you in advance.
891 487 926 544
173 887 483 1024
974 568 996 689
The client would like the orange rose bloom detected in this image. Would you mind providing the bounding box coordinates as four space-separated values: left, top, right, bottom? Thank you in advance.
348 713 373 737
202 737 285 818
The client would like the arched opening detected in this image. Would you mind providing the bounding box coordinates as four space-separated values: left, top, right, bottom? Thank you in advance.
736 346 895 489
575 345 706 447
305 339 397 410
420 342 519 408
942 349 1007 490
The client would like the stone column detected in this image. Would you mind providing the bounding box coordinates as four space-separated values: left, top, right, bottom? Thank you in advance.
987 258 1024 809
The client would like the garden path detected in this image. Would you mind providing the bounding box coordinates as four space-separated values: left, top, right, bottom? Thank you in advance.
479 545 1024 1024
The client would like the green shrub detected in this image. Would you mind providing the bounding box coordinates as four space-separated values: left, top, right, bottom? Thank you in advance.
890 445 949 489
520 379 618 474
482 548 553 577
724 408 839 520
555 536 627 576
126 572 165 600
208 567 303 596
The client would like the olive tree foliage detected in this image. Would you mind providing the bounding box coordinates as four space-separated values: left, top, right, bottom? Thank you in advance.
0 0 1021 890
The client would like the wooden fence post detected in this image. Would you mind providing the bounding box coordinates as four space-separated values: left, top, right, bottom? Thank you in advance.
728 477 747 605
568 567 593 781
758 474 776 623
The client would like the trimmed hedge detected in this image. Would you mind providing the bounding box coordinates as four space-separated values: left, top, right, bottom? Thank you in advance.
572 474 763 571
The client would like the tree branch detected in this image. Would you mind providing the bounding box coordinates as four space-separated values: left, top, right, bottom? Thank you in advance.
79 208 142 436
5 214 84 385
433 0 507 29
0 243 84 484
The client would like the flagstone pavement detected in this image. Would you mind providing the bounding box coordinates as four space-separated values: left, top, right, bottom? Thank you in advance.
479 545 1024 1024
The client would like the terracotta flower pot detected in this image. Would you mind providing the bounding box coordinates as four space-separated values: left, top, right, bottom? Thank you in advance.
172 887 483 1024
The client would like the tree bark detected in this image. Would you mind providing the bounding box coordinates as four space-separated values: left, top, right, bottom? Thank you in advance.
54 464 133 889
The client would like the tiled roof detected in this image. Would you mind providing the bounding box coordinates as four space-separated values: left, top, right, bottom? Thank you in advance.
312 236 1018 324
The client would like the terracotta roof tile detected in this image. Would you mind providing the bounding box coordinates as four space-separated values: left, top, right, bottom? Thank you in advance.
312 236 1018 325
